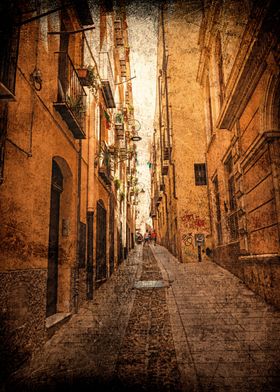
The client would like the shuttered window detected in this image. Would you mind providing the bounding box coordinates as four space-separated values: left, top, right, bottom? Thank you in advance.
194 163 207 185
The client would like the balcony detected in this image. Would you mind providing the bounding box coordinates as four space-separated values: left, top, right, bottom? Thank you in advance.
72 0 94 26
163 146 171 160
114 20 124 47
162 160 169 176
115 123 124 139
0 25 19 101
53 52 86 139
120 59 126 77
99 52 115 108
98 143 113 186
155 190 163 206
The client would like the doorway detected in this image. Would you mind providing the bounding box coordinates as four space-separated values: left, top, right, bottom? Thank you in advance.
109 195 115 275
96 200 107 282
46 161 63 317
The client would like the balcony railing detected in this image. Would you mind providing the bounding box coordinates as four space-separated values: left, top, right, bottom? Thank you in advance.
155 190 163 206
99 52 115 108
162 160 169 176
53 52 86 139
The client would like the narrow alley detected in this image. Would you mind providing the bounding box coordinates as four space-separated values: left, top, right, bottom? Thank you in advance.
5 244 280 392
0 1 279 391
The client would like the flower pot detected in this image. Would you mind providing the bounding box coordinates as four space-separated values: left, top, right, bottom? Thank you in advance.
77 68 89 86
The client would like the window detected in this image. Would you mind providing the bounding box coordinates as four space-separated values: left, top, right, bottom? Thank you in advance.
194 163 207 185
213 175 223 245
225 154 238 241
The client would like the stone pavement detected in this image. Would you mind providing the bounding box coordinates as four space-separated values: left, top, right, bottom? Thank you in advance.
4 244 280 392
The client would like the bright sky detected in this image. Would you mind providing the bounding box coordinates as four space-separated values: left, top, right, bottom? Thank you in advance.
127 3 158 232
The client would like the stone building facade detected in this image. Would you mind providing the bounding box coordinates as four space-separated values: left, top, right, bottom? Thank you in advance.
0 0 138 377
197 0 280 307
151 1 211 263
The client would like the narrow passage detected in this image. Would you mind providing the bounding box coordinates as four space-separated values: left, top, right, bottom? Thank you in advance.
114 246 181 391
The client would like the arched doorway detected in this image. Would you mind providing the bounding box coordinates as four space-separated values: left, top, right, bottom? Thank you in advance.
46 160 63 317
96 200 107 282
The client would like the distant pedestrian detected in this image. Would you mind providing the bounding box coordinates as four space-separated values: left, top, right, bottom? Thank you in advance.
143 230 149 246
151 230 157 246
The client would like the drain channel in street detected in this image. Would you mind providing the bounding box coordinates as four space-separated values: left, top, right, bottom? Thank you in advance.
134 280 168 289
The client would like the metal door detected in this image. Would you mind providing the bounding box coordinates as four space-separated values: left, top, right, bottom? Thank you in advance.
96 200 107 281
47 161 63 317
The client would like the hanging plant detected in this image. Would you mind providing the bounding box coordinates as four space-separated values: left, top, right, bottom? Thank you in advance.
119 190 125 201
115 112 124 124
114 178 121 190
128 104 134 114
104 110 111 123
104 110 111 129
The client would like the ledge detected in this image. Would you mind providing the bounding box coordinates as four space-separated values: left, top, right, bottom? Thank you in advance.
46 312 71 338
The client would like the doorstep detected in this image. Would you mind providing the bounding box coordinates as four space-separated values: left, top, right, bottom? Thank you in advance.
46 312 72 338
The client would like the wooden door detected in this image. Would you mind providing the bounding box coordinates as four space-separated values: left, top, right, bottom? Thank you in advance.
46 161 63 317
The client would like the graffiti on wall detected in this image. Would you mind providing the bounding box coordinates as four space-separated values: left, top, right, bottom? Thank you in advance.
180 211 206 230
182 233 193 246
180 210 209 260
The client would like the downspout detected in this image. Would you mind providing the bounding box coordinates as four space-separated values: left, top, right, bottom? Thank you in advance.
86 99 96 300
158 70 169 248
161 7 171 157
74 139 82 313
161 5 172 250
169 105 177 200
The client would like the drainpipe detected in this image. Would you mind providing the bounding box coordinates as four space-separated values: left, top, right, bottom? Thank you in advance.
162 7 171 158
86 100 96 300
161 6 174 250
161 8 177 202
158 70 170 248
74 139 82 313
169 106 178 200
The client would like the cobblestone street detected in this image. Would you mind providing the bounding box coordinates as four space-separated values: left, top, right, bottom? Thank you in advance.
4 245 280 392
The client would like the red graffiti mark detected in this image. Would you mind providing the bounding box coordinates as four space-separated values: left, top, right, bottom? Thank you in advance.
180 211 206 229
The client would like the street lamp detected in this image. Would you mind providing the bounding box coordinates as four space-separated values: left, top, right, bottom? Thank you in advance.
130 119 142 142
130 132 142 142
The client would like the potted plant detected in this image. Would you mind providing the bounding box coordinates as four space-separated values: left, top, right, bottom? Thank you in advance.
66 95 85 117
77 65 98 95
114 112 124 138
115 112 124 124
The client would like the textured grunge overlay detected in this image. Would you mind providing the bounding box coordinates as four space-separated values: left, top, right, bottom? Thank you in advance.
1 0 280 391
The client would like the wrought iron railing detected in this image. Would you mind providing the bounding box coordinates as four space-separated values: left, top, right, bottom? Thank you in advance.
99 51 115 108
55 52 86 136
99 52 114 88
